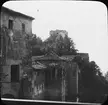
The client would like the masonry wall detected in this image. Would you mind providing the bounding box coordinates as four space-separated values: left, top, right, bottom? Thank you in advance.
1 9 33 98
1 59 22 98
1 9 33 59
1 10 33 35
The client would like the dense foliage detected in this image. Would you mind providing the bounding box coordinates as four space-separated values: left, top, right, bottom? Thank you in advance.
28 30 78 56
41 30 78 56
73 55 108 103
105 71 108 81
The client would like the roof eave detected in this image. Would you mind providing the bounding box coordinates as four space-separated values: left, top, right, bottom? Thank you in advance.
2 6 35 20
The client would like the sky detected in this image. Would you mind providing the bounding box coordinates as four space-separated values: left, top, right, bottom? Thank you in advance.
3 1 108 75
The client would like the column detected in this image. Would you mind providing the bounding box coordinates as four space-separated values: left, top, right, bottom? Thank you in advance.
76 65 79 102
55 69 57 80
61 68 65 101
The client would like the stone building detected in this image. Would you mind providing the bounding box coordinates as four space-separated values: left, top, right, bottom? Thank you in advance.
77 53 89 61
0 6 34 98
1 6 34 35
50 29 68 39
32 52 80 101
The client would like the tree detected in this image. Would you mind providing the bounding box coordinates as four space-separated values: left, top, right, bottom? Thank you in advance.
73 56 105 88
73 56 108 102
41 29 78 55
36 37 43 45
28 34 43 46
26 34 44 56
105 71 108 81
28 34 37 46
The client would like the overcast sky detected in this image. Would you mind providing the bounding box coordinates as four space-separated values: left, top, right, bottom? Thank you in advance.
3 1 108 75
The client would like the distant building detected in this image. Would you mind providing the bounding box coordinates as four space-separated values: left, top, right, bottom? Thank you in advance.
50 29 68 40
77 53 89 61
0 6 34 98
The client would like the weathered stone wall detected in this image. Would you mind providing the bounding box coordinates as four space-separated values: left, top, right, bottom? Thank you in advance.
1 9 33 60
1 8 33 99
1 11 32 35
1 82 20 98
2 65 11 82
1 59 22 98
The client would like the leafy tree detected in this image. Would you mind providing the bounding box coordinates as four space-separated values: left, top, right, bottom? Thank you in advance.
26 34 44 56
36 37 43 45
74 56 108 89
73 55 108 102
28 34 43 47
105 71 108 81
28 34 37 46
41 30 78 55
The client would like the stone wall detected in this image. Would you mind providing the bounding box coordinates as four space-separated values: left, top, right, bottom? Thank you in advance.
1 8 33 99
1 10 32 35
0 9 33 60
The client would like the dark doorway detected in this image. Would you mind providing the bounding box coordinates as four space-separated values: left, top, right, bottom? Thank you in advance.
45 70 51 87
11 65 19 82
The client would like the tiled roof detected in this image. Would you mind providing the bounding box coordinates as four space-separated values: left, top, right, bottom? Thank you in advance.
32 52 64 61
32 61 46 69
